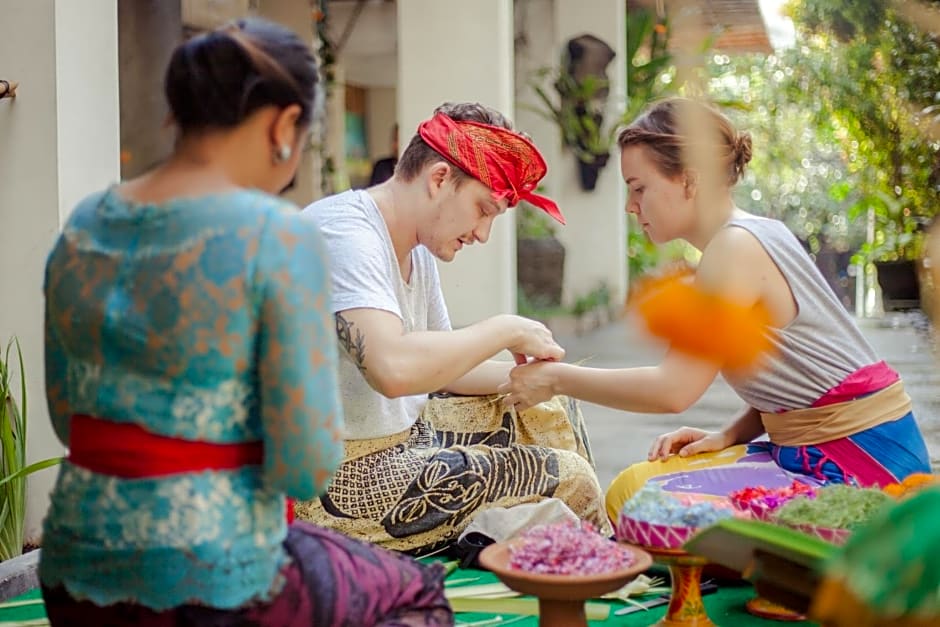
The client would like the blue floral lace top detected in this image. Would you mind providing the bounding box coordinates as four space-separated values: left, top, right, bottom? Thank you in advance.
38 187 343 611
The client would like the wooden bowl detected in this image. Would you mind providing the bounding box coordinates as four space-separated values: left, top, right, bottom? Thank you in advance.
478 540 652 627
478 539 652 601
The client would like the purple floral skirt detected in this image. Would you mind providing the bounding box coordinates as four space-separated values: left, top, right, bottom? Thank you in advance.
42 521 453 626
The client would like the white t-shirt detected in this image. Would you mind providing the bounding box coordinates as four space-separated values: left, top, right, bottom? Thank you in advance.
302 190 451 440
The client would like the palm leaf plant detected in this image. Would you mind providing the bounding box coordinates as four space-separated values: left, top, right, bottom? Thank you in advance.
623 7 673 123
0 337 63 561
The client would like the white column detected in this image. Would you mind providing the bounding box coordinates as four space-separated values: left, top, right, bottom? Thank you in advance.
397 0 516 327
255 0 321 206
119 1 181 180
366 87 397 162
550 0 628 308
0 0 120 540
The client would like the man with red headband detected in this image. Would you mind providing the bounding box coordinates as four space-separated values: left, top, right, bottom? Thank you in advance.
298 102 607 553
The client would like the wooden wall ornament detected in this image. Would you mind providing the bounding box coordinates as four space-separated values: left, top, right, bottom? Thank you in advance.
0 80 18 100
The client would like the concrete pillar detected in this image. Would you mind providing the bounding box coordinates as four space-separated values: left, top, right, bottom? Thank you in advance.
524 0 628 310
397 0 516 327
255 0 320 206
119 0 181 179
553 0 627 308
181 0 322 205
0 0 120 540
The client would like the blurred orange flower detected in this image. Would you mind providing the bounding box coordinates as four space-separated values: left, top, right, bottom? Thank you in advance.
630 271 775 370
883 472 939 498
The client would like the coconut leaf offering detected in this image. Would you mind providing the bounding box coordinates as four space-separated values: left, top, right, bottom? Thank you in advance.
684 517 837 613
820 488 940 619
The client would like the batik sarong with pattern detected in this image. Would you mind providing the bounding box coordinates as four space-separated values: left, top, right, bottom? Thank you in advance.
295 394 609 554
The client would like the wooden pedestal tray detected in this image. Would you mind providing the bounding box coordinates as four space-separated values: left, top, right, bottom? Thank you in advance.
745 595 807 621
745 523 851 622
615 516 718 625
478 540 653 627
643 545 716 627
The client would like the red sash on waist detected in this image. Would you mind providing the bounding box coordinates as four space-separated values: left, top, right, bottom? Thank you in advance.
69 414 294 523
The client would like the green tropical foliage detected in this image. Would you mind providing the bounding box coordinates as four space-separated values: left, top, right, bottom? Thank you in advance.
624 7 674 122
526 7 675 170
516 203 557 239
777 0 940 261
706 52 868 257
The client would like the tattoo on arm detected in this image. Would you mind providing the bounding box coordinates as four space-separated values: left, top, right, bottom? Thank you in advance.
335 313 367 375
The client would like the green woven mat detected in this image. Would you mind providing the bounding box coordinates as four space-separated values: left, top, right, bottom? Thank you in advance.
441 563 820 626
0 568 821 626
0 589 47 626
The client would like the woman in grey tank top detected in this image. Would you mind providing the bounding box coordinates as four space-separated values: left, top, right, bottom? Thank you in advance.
499 98 930 520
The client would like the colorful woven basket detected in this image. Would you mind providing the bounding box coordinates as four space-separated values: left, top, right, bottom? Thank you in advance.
730 498 778 522
784 523 852 546
615 515 700 550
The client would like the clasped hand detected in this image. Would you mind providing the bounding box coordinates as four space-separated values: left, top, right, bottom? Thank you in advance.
497 358 559 412
496 315 564 412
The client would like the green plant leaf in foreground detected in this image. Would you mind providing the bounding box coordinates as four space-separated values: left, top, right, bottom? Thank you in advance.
0 337 63 561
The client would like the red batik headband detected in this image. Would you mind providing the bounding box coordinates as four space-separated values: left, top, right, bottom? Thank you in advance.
418 113 565 224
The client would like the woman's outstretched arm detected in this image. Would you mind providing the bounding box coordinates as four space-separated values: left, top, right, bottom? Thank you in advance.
499 348 720 413
500 225 774 415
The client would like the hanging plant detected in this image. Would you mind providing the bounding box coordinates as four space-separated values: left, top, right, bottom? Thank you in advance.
526 34 617 191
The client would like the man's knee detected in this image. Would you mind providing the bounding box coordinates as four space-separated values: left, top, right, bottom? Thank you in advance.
553 450 606 523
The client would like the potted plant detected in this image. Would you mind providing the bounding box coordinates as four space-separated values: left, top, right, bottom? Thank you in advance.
0 337 63 562
852 191 933 312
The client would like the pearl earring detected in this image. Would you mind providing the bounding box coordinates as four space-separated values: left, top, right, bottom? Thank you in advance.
274 145 292 163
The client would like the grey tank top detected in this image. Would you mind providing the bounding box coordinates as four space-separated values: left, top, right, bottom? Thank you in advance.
720 216 879 412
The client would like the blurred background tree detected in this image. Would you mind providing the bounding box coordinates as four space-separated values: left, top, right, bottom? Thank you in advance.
670 0 939 311
781 0 940 265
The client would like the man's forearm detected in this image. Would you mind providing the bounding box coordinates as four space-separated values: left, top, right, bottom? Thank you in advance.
442 360 513 396
370 317 522 398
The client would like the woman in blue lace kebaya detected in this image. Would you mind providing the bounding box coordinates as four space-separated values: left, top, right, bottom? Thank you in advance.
39 18 452 627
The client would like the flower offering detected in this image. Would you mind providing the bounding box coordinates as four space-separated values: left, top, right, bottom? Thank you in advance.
629 270 775 370
773 484 892 530
508 520 637 576
882 472 939 499
616 484 738 549
729 480 817 520
620 483 736 528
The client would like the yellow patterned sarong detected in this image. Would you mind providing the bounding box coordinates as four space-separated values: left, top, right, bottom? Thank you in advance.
294 394 608 554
